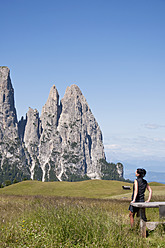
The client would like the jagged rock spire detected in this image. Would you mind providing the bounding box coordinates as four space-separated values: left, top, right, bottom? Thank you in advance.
57 84 105 180
24 107 40 146
0 67 31 183
0 66 17 129
40 85 60 129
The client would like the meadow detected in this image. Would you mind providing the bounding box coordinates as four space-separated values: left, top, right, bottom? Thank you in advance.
0 180 165 247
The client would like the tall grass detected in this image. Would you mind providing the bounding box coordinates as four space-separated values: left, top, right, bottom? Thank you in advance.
1 195 165 247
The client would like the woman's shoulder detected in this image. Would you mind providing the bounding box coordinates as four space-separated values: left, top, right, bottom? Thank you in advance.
143 178 147 184
134 179 138 184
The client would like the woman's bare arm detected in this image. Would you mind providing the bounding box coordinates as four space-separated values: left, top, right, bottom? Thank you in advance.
145 184 152 202
131 179 138 203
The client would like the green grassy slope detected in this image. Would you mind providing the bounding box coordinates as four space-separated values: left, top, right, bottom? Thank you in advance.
0 180 133 199
149 182 165 186
1 180 165 199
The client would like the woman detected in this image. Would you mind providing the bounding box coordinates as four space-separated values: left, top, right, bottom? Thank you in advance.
129 168 152 228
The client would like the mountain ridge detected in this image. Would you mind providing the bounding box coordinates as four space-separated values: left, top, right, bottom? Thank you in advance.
0 66 123 184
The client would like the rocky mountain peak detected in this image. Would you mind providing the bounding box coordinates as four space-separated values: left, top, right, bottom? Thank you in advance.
40 85 60 129
0 67 124 184
64 84 83 97
60 84 87 122
56 84 105 180
0 66 10 80
24 107 40 146
0 66 17 133
0 67 31 184
46 85 59 102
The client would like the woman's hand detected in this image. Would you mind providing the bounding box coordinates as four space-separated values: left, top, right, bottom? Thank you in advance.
131 200 135 203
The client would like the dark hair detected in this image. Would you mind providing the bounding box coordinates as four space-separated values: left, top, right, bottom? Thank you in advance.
137 168 146 178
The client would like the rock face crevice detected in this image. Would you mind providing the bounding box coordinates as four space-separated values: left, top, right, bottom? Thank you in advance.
0 67 123 183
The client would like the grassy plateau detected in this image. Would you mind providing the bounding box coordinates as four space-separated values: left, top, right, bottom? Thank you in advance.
0 180 165 247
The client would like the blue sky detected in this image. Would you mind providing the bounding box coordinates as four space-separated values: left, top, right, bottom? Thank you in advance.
1 0 165 173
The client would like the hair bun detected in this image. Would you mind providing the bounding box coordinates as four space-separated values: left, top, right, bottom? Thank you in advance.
137 168 146 177
142 169 146 177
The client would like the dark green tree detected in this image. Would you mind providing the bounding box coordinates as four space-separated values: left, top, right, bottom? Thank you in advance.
13 178 18 184
5 180 11 186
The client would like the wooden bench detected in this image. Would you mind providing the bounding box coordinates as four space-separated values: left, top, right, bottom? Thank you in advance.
122 186 131 190
131 202 165 238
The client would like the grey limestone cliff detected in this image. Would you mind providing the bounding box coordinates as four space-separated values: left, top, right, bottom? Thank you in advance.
23 107 41 179
0 66 123 184
55 84 105 180
0 67 17 137
0 67 30 183
23 84 106 181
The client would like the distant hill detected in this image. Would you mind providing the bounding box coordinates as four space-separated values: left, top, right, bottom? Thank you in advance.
1 180 165 200
0 180 132 199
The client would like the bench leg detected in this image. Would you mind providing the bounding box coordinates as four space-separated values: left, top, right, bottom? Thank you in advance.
140 218 146 238
159 206 165 218
139 208 146 238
